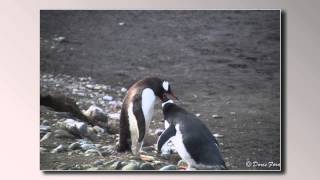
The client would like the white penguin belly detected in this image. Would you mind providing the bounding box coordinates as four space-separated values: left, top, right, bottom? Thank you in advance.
172 124 197 167
127 102 140 154
141 88 156 130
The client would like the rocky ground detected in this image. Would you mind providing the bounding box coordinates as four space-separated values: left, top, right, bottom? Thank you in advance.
40 11 281 171
40 73 189 171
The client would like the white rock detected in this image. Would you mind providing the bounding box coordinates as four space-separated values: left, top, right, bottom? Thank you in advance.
85 84 94 89
80 144 97 151
212 114 223 119
195 113 201 117
102 95 113 101
40 125 51 132
40 132 52 142
93 125 105 134
121 87 127 92
213 133 224 138
108 112 120 120
63 119 88 136
53 36 65 42
118 22 125 26
51 144 67 153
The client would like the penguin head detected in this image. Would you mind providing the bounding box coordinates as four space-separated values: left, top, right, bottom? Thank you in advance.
142 77 178 102
159 80 178 102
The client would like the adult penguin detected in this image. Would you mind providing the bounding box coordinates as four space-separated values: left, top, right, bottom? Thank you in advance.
157 96 226 170
117 77 178 155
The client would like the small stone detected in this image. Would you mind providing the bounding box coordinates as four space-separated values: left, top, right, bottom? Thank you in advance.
54 129 75 139
140 154 155 162
84 149 102 156
53 36 66 42
120 87 127 92
56 163 70 170
108 112 120 120
51 144 67 153
86 84 94 89
63 119 88 137
195 113 201 117
40 125 51 133
118 22 125 26
160 165 178 171
140 163 155 170
212 114 223 119
102 95 113 101
68 142 81 150
41 120 50 126
93 159 105 167
80 144 97 151
40 147 48 153
122 162 140 170
177 160 188 168
108 161 123 170
86 167 99 171
213 133 224 138
82 105 108 127
93 126 105 134
40 132 52 142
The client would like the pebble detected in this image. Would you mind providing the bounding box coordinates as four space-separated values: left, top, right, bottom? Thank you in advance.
108 112 120 120
213 133 224 138
40 147 48 153
177 160 188 168
109 161 123 170
63 119 88 136
102 95 113 101
51 144 67 153
85 84 94 89
56 163 70 170
118 22 125 26
84 149 102 156
122 162 140 170
54 129 75 139
40 125 51 133
41 120 50 126
68 142 81 150
82 105 107 125
212 114 223 119
40 132 52 142
195 113 201 117
93 125 105 134
53 36 66 42
120 87 127 92
93 159 105 167
80 144 97 151
160 165 178 171
86 167 99 171
140 163 155 170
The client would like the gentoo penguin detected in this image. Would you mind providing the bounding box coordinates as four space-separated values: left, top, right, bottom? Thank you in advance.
157 96 226 170
117 77 178 155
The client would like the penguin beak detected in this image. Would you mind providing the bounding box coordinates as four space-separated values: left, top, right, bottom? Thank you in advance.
166 92 179 101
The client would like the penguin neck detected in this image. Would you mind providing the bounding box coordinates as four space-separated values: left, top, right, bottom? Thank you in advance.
161 100 174 108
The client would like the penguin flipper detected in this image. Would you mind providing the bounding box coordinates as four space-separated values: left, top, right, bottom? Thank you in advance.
157 124 176 153
132 100 146 142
